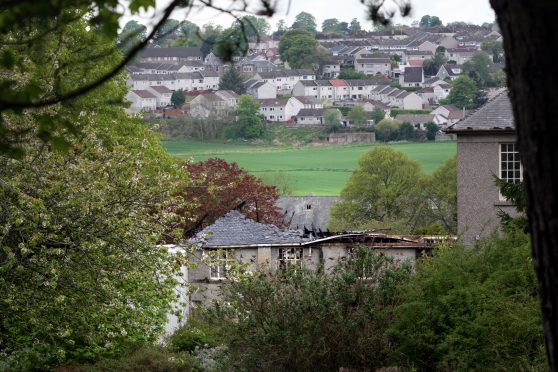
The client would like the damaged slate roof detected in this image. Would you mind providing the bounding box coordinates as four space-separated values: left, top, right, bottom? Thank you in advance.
191 211 306 247
446 91 515 133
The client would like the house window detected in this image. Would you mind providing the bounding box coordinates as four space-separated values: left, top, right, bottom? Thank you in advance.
278 247 303 269
500 143 523 184
305 204 311 210
209 250 234 279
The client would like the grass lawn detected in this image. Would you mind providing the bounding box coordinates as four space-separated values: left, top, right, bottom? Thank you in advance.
164 139 456 196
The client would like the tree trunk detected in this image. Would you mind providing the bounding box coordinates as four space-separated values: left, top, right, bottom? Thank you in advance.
490 1 558 369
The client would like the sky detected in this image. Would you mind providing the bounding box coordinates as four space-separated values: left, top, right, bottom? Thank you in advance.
121 0 495 31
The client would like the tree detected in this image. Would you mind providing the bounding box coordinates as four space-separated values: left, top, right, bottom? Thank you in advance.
152 18 180 45
0 1 273 157
349 18 362 34
329 147 425 231
425 122 439 141
392 229 544 370
481 40 504 63
324 108 342 133
371 106 386 124
274 19 288 36
419 15 431 28
175 158 283 237
322 18 340 33
348 104 369 127
117 20 146 54
234 15 270 39
423 50 448 76
338 69 369 80
236 95 264 138
419 15 442 28
374 118 402 141
0 20 188 370
422 155 457 233
337 21 350 35
171 89 185 107
430 16 442 27
278 29 319 69
203 248 411 371
398 122 416 140
446 76 478 109
219 68 246 95
463 51 492 87
291 11 317 33
213 26 250 61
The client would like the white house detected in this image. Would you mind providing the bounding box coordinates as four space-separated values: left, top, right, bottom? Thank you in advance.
258 98 289 122
147 86 172 107
436 64 464 81
125 90 157 113
253 69 315 93
295 108 325 125
246 81 277 99
354 55 391 76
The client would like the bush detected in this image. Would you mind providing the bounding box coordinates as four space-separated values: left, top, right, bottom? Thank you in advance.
169 310 222 353
61 345 199 372
391 229 546 370
203 248 412 371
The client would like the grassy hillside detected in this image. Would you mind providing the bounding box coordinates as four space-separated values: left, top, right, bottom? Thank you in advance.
164 139 457 195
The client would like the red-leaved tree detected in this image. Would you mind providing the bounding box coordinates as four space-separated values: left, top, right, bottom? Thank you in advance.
174 158 284 238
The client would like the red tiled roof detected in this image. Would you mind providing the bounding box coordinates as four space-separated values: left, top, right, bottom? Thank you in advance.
329 79 348 87
408 60 425 67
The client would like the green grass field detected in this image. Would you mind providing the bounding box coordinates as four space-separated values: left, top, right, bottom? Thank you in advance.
164 139 456 196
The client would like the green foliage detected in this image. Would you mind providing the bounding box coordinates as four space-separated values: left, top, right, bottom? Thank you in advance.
391 230 545 370
391 108 431 116
117 20 147 54
279 29 319 69
169 310 222 353
421 155 457 233
213 26 249 61
234 15 270 38
398 122 417 140
348 104 369 127
495 178 528 232
204 247 412 371
425 121 439 141
0 17 189 370
219 68 246 95
463 51 492 87
420 15 442 28
171 89 186 107
291 11 317 33
446 75 479 109
374 118 402 141
72 345 199 371
338 69 369 79
329 146 425 231
481 40 504 63
236 95 264 138
423 50 448 76
371 106 385 124
324 108 342 133
349 18 362 34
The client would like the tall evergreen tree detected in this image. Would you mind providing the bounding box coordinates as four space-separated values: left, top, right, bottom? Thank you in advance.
219 68 246 95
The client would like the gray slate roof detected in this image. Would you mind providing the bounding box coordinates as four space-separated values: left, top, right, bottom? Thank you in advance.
403 67 423 83
139 47 203 58
297 108 324 117
192 211 305 247
446 91 515 132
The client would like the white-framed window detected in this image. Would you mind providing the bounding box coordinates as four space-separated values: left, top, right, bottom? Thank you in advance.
278 247 303 269
499 143 523 200
500 143 522 184
209 250 235 280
